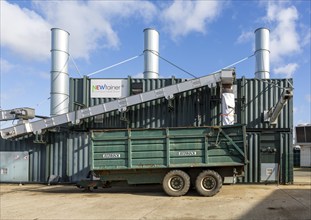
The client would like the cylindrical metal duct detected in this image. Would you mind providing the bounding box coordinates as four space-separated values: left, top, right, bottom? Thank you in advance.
50 28 70 116
144 28 159 79
255 28 270 79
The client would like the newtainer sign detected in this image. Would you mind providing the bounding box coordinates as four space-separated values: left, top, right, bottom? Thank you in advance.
91 79 128 98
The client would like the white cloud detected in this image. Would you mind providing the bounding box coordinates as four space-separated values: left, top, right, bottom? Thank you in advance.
265 2 301 63
0 58 15 73
273 63 299 78
236 31 253 44
161 1 224 39
34 1 118 60
0 1 50 60
1 1 157 61
34 1 157 60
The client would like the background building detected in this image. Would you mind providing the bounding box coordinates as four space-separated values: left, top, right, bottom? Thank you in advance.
295 124 311 167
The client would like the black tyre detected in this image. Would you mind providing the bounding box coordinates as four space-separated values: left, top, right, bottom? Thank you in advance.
195 170 222 197
162 170 190 197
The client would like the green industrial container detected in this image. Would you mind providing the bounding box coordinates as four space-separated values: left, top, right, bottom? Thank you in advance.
81 124 247 196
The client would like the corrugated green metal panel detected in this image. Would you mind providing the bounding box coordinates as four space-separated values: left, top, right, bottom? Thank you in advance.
91 125 246 170
47 132 90 182
0 77 293 184
127 87 215 128
1 129 293 184
241 131 293 184
243 132 260 183
0 132 91 183
69 77 184 108
0 137 46 182
280 132 293 183
47 132 67 179
69 77 222 129
237 78 293 129
70 77 292 129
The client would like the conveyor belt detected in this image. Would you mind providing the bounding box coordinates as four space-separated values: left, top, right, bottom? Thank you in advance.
0 69 234 139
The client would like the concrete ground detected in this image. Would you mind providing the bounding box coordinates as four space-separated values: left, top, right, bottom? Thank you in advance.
294 167 311 185
1 169 310 220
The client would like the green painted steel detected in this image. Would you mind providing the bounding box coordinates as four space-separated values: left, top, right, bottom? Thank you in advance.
236 78 293 129
1 129 293 184
241 131 293 184
0 132 90 183
0 137 46 182
91 125 246 173
0 77 293 184
69 77 293 129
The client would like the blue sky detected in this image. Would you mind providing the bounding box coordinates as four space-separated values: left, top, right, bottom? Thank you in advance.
0 0 310 128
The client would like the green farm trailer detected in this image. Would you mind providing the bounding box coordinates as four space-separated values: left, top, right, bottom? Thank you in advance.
78 124 247 197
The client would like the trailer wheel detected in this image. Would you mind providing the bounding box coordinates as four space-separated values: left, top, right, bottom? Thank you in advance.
195 170 222 197
162 170 190 197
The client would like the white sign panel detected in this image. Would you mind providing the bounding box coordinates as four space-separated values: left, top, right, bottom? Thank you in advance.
91 79 128 98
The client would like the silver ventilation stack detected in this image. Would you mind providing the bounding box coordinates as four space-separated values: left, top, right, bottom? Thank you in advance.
50 28 70 116
255 28 270 79
143 28 159 79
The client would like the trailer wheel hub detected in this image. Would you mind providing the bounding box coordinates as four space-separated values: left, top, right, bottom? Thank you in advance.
169 176 184 191
202 176 216 191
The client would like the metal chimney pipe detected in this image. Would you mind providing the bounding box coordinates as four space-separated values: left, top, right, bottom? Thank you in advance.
255 28 270 79
50 28 70 116
143 28 159 79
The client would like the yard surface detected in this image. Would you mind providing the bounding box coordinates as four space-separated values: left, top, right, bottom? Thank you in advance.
1 168 310 220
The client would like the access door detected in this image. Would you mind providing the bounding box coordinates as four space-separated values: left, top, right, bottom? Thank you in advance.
260 132 280 182
0 151 29 182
